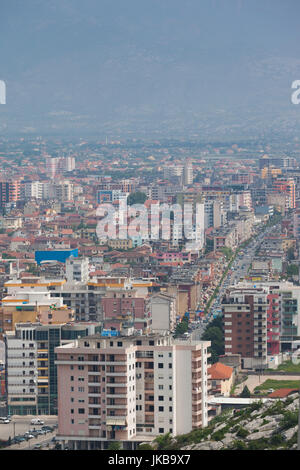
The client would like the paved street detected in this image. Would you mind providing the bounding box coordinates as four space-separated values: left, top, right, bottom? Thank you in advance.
0 415 57 444
3 430 56 450
191 226 275 340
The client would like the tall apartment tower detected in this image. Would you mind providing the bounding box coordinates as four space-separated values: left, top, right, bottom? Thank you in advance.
183 160 193 186
0 181 21 208
222 286 268 370
273 178 296 210
5 322 101 415
55 333 211 450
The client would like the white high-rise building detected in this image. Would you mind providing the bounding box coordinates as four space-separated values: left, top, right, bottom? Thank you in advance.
66 257 89 283
55 332 211 450
183 160 193 186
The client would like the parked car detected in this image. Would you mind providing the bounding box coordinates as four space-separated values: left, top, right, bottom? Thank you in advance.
31 418 44 425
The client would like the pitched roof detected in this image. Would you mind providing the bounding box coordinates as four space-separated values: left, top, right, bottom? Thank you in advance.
208 362 233 380
268 388 299 398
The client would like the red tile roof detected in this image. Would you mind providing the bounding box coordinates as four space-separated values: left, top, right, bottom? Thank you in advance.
208 362 233 380
268 388 299 398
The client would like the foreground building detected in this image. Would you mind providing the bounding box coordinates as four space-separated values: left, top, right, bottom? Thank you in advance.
5 321 101 415
55 332 211 449
222 286 268 370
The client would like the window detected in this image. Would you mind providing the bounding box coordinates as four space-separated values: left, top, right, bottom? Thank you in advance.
159 406 164 412
158 363 163 369
159 428 164 434
78 408 85 414
158 396 164 401
70 376 74 381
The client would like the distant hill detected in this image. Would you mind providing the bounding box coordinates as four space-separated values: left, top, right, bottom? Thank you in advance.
1 0 300 138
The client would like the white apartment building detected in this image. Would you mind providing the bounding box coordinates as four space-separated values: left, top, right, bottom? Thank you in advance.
149 293 176 333
66 257 89 283
5 322 101 415
55 332 211 450
5 324 38 413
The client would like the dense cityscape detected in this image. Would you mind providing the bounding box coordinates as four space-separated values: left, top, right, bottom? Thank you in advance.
0 136 298 452
2 0 300 458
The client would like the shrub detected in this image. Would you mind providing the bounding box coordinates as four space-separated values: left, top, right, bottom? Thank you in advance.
154 433 173 450
279 411 298 431
231 440 247 450
269 433 285 447
247 438 269 450
236 428 249 438
138 444 153 450
108 441 122 450
211 430 226 441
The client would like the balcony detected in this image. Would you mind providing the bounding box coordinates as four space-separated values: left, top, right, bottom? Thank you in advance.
106 417 127 426
106 382 127 387
107 393 127 399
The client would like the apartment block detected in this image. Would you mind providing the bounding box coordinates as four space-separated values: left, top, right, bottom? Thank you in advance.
0 285 74 338
5 322 101 415
222 286 268 370
55 332 211 450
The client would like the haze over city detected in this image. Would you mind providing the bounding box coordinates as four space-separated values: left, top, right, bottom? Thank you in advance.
1 0 300 139
1 0 300 458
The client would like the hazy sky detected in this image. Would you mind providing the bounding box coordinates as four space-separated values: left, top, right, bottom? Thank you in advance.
1 0 300 138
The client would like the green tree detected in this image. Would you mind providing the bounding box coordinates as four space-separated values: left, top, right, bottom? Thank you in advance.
174 317 189 337
240 385 251 398
202 320 224 363
287 247 295 261
154 432 173 450
108 441 122 450
138 443 153 450
221 246 233 261
127 192 147 206
287 264 298 276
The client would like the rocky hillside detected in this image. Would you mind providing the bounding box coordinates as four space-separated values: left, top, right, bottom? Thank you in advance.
147 394 299 451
